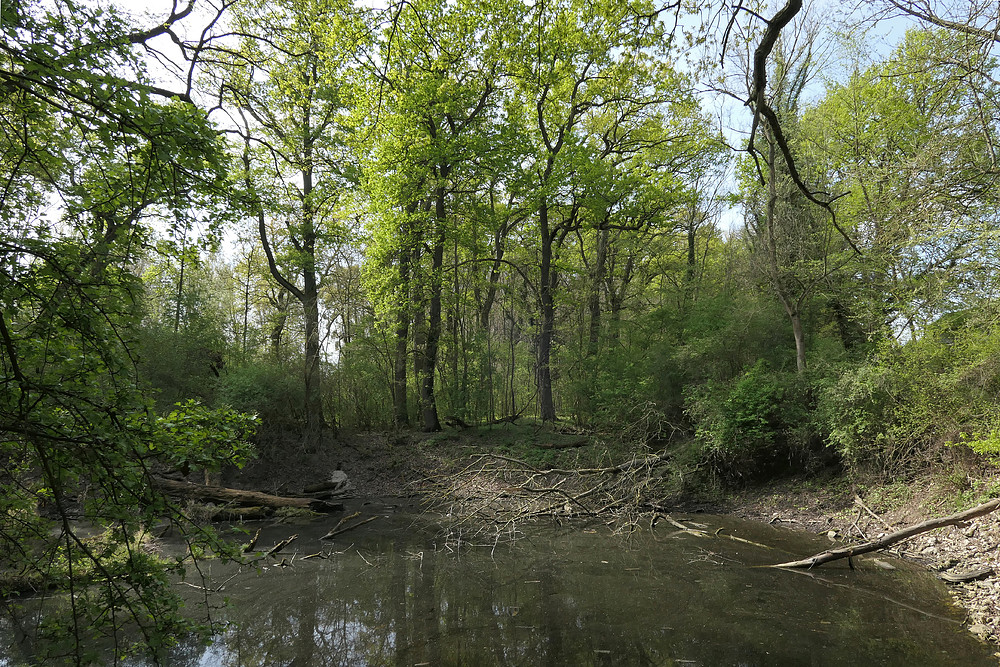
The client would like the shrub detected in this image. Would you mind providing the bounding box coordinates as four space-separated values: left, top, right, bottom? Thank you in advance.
686 360 823 482
217 360 305 429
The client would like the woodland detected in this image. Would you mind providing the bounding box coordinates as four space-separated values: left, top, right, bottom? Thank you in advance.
4 0 1000 662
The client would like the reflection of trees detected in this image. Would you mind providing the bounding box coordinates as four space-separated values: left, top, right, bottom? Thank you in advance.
3 526 990 664
172 536 580 665
175 534 689 666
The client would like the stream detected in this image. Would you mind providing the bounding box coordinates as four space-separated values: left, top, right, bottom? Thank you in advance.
2 500 996 666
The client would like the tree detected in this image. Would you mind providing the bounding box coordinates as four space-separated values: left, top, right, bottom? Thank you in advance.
737 27 852 373
221 0 364 436
506 0 702 420
360 0 504 430
808 28 1000 336
0 0 254 660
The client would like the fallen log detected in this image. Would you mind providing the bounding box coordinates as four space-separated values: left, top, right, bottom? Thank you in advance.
773 497 1000 569
152 477 344 514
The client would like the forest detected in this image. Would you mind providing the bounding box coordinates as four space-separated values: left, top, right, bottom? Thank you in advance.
4 0 1000 661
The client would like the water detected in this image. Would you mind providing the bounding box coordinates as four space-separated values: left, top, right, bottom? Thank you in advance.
4 502 996 666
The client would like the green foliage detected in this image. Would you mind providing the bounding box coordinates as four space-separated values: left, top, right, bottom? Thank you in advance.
686 361 822 482
0 0 250 661
217 359 306 429
815 317 1000 475
329 334 394 430
151 400 258 473
815 359 904 472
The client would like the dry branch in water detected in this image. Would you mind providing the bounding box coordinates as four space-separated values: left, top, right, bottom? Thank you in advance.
773 498 1000 569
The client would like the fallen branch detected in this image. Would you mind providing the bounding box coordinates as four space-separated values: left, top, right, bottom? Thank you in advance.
263 534 297 558
535 437 588 450
773 498 1000 569
242 528 261 554
321 514 378 540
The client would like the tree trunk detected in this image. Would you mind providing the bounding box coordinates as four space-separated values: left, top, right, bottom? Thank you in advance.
587 228 608 359
303 276 325 434
152 477 343 513
269 289 289 361
419 184 446 432
392 208 415 428
538 200 557 422
790 307 806 373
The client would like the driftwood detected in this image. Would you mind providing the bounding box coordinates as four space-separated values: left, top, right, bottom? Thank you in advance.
263 534 297 557
210 506 271 521
320 512 378 540
152 477 343 514
773 497 1000 569
242 528 261 553
302 471 354 499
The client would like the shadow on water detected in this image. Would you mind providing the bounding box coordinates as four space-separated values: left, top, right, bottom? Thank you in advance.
4 502 997 666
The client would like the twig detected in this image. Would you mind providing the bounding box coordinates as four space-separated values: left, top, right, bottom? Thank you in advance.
263 534 297 558
321 516 378 540
854 494 894 531
241 528 260 554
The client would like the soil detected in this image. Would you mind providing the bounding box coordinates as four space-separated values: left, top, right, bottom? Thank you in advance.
225 425 1000 657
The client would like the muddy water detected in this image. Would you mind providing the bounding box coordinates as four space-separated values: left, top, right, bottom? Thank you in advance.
144 502 993 667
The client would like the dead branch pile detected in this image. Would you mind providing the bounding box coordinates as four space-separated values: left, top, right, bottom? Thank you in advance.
435 449 675 533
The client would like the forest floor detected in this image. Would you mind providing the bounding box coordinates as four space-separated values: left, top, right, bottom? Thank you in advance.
229 422 1000 655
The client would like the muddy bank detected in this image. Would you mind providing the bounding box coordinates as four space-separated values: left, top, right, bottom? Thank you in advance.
723 475 1000 653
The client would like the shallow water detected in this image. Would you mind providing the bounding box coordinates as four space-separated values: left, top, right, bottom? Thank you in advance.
4 502 996 666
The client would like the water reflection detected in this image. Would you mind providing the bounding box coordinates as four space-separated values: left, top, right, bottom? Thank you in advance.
2 509 993 666
154 511 992 667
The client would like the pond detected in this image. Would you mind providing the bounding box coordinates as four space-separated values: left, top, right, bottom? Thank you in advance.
3 501 996 666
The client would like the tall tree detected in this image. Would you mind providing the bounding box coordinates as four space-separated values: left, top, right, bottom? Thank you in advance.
222 0 363 436
360 0 503 430
807 27 1000 335
506 0 703 420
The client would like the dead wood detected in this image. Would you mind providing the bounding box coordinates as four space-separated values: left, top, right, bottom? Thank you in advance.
320 513 378 540
152 477 344 513
940 567 994 584
264 534 297 557
210 506 271 521
485 415 520 425
773 498 1000 569
302 480 344 494
242 528 261 553
535 437 587 450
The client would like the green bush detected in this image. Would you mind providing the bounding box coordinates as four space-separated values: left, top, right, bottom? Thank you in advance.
150 399 258 474
817 319 1000 475
686 360 823 481
217 359 305 428
815 360 903 472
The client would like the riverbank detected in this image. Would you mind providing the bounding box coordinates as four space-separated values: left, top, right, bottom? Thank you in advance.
723 472 1000 653
230 424 1000 656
